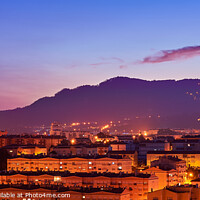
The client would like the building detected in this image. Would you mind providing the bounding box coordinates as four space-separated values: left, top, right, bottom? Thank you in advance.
63 131 94 141
139 141 170 160
147 151 200 167
0 130 7 136
191 178 200 187
51 145 97 156
3 145 47 156
94 132 116 143
107 151 138 167
171 139 200 151
7 156 132 173
51 143 110 156
0 135 65 150
50 122 63 135
148 185 200 200
96 144 110 155
144 155 186 190
0 185 130 200
143 167 179 190
0 171 159 200
116 135 134 143
150 156 186 184
110 142 127 151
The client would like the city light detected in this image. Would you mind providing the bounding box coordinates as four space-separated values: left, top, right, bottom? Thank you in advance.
71 139 75 145
101 124 109 131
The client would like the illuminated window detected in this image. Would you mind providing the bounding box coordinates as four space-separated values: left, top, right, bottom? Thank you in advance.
118 166 122 170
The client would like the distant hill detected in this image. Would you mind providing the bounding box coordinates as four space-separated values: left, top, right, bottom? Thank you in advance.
1 77 200 130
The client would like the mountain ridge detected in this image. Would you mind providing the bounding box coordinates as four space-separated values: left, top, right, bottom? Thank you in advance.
1 76 200 130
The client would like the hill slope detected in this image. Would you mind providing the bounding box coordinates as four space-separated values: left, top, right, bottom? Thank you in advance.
1 77 200 129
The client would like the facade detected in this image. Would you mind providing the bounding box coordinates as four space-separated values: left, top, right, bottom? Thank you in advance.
0 172 159 200
148 186 200 200
63 131 94 141
95 132 116 143
7 156 132 173
139 141 170 160
51 144 109 156
0 135 65 150
50 122 63 135
107 151 138 167
0 186 130 200
150 156 186 184
110 142 127 151
4 145 47 156
147 151 200 167
143 167 180 190
0 130 7 136
171 139 200 151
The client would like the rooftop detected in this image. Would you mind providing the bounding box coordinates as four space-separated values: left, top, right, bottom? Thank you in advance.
0 185 125 193
147 150 200 154
0 171 152 178
8 155 126 160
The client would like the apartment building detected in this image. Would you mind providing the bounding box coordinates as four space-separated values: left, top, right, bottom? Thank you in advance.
7 156 132 173
143 167 179 190
0 172 159 200
147 151 200 167
0 135 65 150
51 144 109 156
139 141 170 160
107 151 138 167
3 145 47 156
171 139 200 151
0 185 130 200
148 185 200 200
151 156 186 182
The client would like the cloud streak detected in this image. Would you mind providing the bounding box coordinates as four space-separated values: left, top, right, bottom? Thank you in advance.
139 46 200 64
90 62 111 66
90 57 125 67
100 57 124 63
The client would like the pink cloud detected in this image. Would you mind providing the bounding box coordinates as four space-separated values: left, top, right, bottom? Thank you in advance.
119 65 127 69
90 62 111 66
110 57 124 63
139 46 200 64
99 57 124 63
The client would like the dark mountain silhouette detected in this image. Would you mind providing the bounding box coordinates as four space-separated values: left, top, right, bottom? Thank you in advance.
1 77 200 130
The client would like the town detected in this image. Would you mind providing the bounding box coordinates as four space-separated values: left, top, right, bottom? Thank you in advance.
0 122 200 199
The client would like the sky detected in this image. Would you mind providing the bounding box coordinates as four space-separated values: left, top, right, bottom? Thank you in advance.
0 0 200 110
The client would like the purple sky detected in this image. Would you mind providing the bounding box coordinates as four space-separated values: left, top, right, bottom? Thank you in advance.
1 0 200 110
